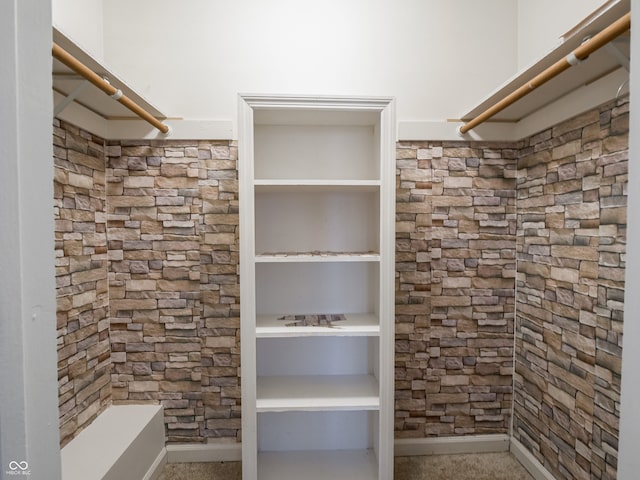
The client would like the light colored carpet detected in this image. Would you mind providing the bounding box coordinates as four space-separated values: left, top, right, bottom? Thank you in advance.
395 453 534 480
158 461 241 480
158 452 534 480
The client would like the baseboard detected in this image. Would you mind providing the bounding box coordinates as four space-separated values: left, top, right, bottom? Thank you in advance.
510 438 556 480
394 434 510 456
165 442 242 463
143 448 167 480
165 435 509 463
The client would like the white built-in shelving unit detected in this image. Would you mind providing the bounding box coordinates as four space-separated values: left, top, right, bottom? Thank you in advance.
239 95 395 480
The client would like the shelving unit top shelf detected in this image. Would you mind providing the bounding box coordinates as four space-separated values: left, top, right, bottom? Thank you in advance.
254 180 380 190
459 0 630 124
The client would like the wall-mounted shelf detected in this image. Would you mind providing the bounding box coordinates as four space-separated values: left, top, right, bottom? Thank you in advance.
52 27 233 140
52 27 166 122
458 0 630 138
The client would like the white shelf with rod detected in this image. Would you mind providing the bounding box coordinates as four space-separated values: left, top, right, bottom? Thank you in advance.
239 94 395 480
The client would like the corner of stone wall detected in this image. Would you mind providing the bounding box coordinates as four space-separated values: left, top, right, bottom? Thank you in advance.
54 118 112 447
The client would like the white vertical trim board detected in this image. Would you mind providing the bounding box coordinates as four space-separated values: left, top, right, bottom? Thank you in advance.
618 3 640 477
0 0 60 478
238 94 259 480
394 434 510 457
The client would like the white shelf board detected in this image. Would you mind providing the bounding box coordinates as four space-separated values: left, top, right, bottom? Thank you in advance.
458 0 630 123
256 375 379 412
258 450 378 480
254 180 380 191
53 27 166 121
253 107 381 126
255 252 380 263
256 313 380 337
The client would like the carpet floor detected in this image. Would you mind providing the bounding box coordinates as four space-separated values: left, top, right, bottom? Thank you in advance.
158 452 534 480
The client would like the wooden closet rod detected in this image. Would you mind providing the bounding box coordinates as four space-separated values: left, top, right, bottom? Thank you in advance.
52 43 170 134
459 11 631 135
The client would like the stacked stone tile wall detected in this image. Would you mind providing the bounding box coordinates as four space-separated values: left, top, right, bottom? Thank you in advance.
514 97 628 479
395 142 433 436
55 98 627 463
54 119 111 447
106 140 240 443
395 141 517 437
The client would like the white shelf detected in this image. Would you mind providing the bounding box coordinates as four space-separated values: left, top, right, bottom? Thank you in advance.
254 180 380 191
253 124 379 181
255 252 380 263
53 27 166 121
256 262 379 316
258 450 378 480
254 187 380 255
459 0 630 123
256 375 379 412
256 313 380 337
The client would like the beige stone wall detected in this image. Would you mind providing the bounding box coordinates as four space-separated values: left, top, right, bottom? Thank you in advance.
514 98 628 479
106 140 240 443
54 98 627 459
54 120 111 447
395 141 517 437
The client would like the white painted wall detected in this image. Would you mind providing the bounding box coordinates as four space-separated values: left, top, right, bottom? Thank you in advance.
618 2 640 477
0 0 61 478
52 0 104 59
516 0 610 69
102 0 517 130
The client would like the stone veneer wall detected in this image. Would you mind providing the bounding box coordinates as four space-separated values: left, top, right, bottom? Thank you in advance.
54 98 627 463
395 141 517 437
514 97 628 479
106 140 240 443
54 119 111 447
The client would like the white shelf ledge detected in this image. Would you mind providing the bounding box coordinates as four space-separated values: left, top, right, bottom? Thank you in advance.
256 313 380 337
255 180 380 191
255 252 380 263
459 0 629 124
256 375 379 412
53 27 166 122
453 0 630 141
258 450 378 480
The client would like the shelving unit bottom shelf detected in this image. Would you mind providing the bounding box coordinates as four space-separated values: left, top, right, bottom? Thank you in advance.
258 449 378 480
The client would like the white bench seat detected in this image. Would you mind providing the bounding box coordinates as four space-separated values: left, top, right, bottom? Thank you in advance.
61 405 165 480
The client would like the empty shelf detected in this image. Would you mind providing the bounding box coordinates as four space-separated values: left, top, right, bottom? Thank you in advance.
258 450 378 480
256 313 380 337
256 375 379 412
